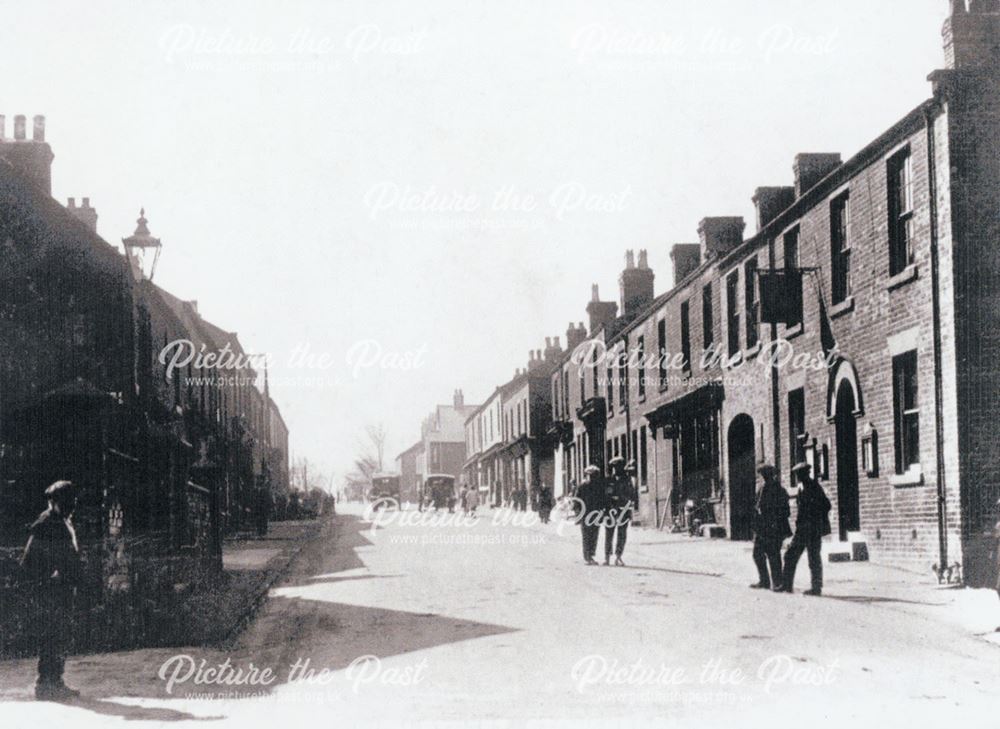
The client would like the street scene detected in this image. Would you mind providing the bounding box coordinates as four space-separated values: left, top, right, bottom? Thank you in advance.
2 0 1000 726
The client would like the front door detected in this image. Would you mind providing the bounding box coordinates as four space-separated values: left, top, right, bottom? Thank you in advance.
835 383 860 539
727 414 756 541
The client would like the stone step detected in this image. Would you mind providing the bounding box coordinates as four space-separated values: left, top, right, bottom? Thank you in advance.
821 536 870 562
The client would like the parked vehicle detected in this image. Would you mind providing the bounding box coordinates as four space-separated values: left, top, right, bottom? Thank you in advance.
370 473 401 509
422 474 456 512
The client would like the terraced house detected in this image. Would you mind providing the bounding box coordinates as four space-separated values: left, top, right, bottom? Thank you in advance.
542 2 1000 584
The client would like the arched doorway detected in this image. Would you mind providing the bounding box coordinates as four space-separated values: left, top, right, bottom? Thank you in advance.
834 382 860 539
727 414 756 541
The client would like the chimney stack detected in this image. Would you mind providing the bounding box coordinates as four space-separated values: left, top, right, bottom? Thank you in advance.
566 322 587 352
619 248 655 320
793 154 842 197
698 217 746 260
586 284 619 336
752 187 795 230
453 389 465 408
66 196 98 233
544 336 563 361
670 243 701 286
0 112 55 195
943 0 1000 69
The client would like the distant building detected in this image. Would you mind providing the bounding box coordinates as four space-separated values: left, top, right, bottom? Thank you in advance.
395 440 423 504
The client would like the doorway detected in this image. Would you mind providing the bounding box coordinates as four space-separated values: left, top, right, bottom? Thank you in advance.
834 382 860 539
727 414 756 541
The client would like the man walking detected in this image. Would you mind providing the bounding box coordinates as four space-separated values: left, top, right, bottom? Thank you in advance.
20 480 83 701
750 465 792 590
577 465 605 565
779 462 831 596
603 458 636 566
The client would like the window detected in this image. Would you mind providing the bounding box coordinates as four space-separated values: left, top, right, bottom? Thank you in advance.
726 271 740 357
639 425 648 486
618 350 626 407
579 366 585 403
783 227 802 327
657 319 668 390
892 351 919 474
788 388 805 471
606 362 614 415
888 149 914 276
831 192 851 304
563 368 570 418
702 284 714 353
637 335 646 399
744 258 759 349
680 301 691 372
552 378 559 420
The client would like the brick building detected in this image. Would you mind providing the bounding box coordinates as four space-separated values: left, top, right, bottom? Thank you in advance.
0 115 290 650
395 440 423 504
536 3 1000 582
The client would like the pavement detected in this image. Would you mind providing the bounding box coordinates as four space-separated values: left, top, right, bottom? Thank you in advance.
0 504 996 728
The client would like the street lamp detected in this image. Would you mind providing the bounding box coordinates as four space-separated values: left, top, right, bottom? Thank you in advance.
122 207 162 282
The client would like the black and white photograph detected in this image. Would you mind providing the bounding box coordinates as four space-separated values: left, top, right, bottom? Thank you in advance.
1 1 999 726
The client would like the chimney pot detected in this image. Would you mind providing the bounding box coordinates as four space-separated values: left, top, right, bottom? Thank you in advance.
638 250 649 269
13 115 26 140
670 243 702 286
698 217 746 259
591 284 600 302
82 196 90 207
625 249 635 269
67 197 76 208
32 115 45 142
793 154 842 197
554 336 561 348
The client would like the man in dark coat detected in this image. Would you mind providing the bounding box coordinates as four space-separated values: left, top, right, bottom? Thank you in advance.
779 462 832 596
20 480 83 701
750 465 792 590
603 458 637 566
577 465 605 565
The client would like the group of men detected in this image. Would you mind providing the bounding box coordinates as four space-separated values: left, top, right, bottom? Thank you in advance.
574 457 639 566
750 461 833 596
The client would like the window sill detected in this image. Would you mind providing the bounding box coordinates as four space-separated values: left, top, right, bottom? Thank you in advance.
890 467 924 487
830 296 854 319
744 342 761 360
887 264 918 292
783 323 803 340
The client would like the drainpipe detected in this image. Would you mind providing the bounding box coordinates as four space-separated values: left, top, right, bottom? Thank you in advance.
924 102 950 581
768 236 781 475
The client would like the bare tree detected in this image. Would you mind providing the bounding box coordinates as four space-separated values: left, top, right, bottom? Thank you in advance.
365 423 387 472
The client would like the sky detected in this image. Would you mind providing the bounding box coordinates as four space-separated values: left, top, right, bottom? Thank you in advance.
1 0 949 484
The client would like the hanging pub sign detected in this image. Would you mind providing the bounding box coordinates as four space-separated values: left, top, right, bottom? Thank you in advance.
759 269 804 325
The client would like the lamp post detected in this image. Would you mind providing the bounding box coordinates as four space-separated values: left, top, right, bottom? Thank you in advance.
122 208 162 282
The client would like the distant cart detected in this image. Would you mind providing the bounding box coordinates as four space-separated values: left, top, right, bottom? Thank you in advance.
422 474 456 512
370 473 401 508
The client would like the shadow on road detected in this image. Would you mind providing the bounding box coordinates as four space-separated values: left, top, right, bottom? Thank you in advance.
0 514 517 722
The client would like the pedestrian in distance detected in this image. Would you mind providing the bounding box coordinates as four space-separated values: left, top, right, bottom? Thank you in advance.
20 480 83 701
750 464 792 591
778 462 832 596
537 485 554 524
466 485 480 515
577 465 605 565
460 485 469 514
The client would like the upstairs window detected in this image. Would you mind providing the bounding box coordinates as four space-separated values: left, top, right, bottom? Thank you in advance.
831 192 852 304
744 258 759 349
702 283 714 353
606 361 614 415
888 149 914 276
892 351 920 475
680 301 692 373
783 227 802 328
637 335 646 399
726 271 740 357
618 350 627 406
657 318 668 390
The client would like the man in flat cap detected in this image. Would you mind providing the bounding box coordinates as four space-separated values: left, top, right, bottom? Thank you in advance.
20 480 83 700
750 465 791 590
779 462 831 596
577 465 605 565
602 458 637 566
